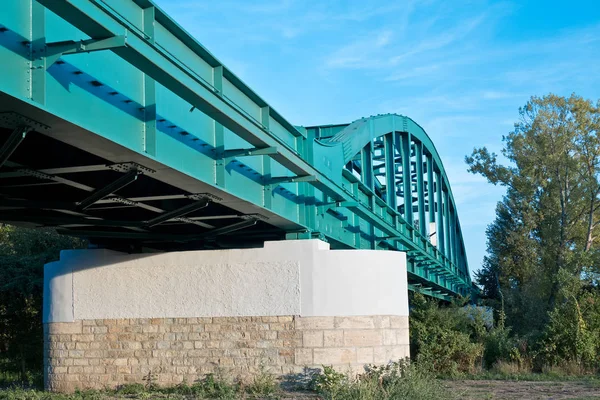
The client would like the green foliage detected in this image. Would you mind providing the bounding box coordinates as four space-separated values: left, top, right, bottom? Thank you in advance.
310 360 454 400
192 373 240 399
538 274 597 368
0 225 85 381
246 364 279 398
465 93 600 373
311 365 348 395
410 293 484 376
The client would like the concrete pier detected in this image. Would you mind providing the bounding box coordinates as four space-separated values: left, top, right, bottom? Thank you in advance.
43 240 409 392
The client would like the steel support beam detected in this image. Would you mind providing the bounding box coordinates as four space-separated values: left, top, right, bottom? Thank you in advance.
142 5 156 156
415 141 426 234
384 133 396 209
436 170 445 255
426 153 435 224
221 146 278 159
400 132 413 225
77 170 140 210
203 218 258 238
0 126 30 168
145 198 210 227
45 36 127 67
443 189 451 261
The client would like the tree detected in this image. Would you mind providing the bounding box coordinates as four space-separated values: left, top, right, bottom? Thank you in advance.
0 225 85 380
466 93 600 367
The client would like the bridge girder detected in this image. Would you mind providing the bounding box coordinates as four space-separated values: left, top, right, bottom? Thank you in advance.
0 0 472 298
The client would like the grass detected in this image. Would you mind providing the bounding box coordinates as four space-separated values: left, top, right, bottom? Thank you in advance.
0 360 453 400
309 360 456 400
1 359 599 399
0 368 280 400
448 361 600 384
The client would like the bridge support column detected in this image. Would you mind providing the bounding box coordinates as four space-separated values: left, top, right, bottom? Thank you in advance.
43 240 409 392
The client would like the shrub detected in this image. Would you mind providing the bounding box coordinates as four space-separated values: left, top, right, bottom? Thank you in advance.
310 365 348 396
410 294 484 375
246 365 279 398
310 360 453 400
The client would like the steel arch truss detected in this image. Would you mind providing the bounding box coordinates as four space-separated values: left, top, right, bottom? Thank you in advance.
308 115 471 298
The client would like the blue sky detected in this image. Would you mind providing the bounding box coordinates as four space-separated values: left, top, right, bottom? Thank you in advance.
155 0 600 276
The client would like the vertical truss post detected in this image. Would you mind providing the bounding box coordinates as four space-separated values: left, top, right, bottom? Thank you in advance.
443 189 452 261
414 141 429 279
31 1 46 105
361 142 374 190
415 141 426 234
142 6 157 156
384 132 396 210
213 65 226 188
262 156 273 209
452 208 459 267
260 106 273 210
304 128 317 233
350 182 361 247
426 152 436 255
436 169 445 255
426 154 435 224
362 141 376 248
261 106 270 130
400 132 413 226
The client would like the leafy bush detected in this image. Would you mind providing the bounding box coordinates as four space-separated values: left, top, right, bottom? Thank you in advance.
246 365 279 398
410 294 484 375
310 365 348 396
310 360 454 400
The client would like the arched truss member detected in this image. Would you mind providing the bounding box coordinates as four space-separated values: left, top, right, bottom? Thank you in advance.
309 114 471 299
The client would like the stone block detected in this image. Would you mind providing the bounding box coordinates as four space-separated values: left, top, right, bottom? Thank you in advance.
46 322 82 335
397 329 410 345
313 348 356 365
295 317 334 330
390 345 410 360
302 331 323 347
373 347 387 364
294 348 313 365
382 329 397 346
343 330 382 347
323 330 344 347
335 316 375 329
390 316 409 330
45 313 409 392
357 347 374 364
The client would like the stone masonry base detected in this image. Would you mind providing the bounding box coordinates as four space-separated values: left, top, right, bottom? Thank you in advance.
44 315 409 392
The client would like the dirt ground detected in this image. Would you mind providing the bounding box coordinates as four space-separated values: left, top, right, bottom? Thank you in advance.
444 380 600 400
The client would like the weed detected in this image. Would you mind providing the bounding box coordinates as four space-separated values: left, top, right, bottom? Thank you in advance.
246 364 279 398
310 360 454 400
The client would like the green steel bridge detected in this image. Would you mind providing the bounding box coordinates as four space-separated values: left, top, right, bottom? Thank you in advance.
0 0 472 300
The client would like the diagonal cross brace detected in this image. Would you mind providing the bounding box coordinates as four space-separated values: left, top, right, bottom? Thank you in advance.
0 126 31 168
77 169 140 210
202 218 257 238
145 198 210 227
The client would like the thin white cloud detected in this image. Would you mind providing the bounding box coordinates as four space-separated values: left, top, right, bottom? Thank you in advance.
325 30 395 69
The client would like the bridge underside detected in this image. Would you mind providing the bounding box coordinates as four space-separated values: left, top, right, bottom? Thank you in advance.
0 94 291 252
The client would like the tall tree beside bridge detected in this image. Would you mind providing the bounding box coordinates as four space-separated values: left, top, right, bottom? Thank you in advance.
466 93 600 366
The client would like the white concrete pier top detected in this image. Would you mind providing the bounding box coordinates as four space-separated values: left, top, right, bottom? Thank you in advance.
43 239 408 323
